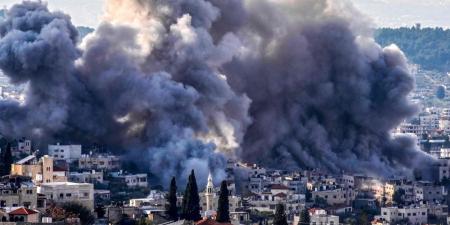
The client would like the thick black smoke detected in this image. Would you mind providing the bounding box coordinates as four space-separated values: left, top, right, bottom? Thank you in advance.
211 0 434 177
0 0 434 183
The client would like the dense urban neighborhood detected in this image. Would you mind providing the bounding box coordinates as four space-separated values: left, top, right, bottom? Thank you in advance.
3 104 450 225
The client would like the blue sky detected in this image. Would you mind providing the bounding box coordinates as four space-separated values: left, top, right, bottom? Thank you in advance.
2 0 450 28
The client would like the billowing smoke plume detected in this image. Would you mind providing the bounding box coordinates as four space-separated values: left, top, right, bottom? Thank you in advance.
207 0 434 177
0 0 433 184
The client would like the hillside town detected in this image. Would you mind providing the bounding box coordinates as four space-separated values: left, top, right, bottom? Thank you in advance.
1 119 450 225
0 67 450 225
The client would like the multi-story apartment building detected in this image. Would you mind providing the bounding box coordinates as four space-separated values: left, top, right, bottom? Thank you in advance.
309 209 339 225
377 206 427 225
0 180 37 209
78 154 120 171
312 186 356 206
48 143 82 163
437 158 450 182
37 182 94 210
11 139 32 158
11 155 58 184
69 170 104 184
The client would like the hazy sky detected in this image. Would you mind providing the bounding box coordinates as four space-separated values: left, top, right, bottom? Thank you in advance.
2 0 450 28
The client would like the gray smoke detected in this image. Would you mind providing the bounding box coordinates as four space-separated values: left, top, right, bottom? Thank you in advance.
209 0 433 177
0 0 434 184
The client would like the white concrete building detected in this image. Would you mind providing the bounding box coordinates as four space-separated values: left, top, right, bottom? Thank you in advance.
398 123 430 136
11 139 32 157
78 154 121 170
377 206 427 225
119 174 148 188
37 182 94 210
69 170 104 184
48 143 82 163
310 209 339 225
438 158 450 182
312 187 355 206
420 113 439 131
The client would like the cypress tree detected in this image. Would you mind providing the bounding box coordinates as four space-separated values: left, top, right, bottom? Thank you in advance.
273 203 288 225
166 177 179 221
298 208 310 225
216 180 230 223
181 174 190 220
0 143 12 176
181 170 202 221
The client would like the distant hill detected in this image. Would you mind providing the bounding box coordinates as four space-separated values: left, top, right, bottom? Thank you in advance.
1 7 449 72
376 26 450 72
77 26 94 40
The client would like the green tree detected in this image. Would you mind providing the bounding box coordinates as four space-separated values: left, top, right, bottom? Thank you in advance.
166 177 179 221
95 204 106 218
357 211 370 225
304 188 312 202
298 208 310 225
216 180 230 223
273 203 288 225
0 143 12 176
181 170 201 221
393 188 406 206
62 202 95 225
119 214 137 225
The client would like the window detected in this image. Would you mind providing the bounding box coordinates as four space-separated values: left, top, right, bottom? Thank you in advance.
66 193 72 197
26 190 33 194
59 193 64 199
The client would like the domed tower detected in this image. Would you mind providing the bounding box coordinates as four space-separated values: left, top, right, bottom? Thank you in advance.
205 172 214 211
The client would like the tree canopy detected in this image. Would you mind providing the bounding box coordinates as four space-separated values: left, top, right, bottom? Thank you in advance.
216 180 230 223
298 208 310 225
166 177 179 221
273 203 288 225
376 26 450 72
181 170 202 221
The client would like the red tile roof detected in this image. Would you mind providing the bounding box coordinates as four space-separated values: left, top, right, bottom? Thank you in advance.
8 207 38 215
270 184 290 190
274 192 287 198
